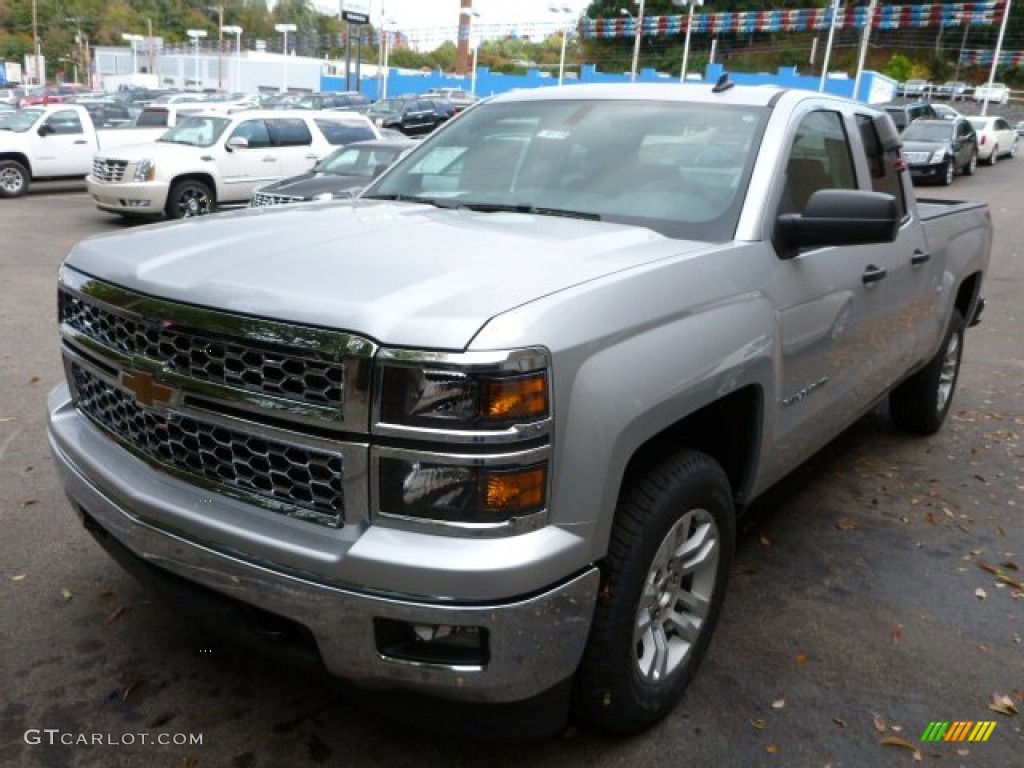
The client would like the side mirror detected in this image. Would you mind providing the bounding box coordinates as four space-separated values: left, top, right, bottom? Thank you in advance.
37 123 55 137
226 136 248 151
775 189 900 259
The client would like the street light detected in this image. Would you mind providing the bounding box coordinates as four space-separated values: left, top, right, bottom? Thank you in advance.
378 19 397 99
461 10 482 96
221 25 243 93
121 33 144 74
620 0 646 83
980 0 1012 116
818 0 840 92
274 23 297 93
186 29 207 91
548 5 575 87
674 0 704 83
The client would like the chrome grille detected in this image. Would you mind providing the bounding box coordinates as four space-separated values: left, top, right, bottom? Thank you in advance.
59 291 344 407
250 191 304 207
92 158 128 183
71 363 344 527
901 151 931 165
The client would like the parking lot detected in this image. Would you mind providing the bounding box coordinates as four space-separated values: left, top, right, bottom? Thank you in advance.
1 161 1022 766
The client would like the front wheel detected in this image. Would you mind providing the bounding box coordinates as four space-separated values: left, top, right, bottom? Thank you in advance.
941 159 954 186
0 159 30 198
574 450 735 734
166 179 214 219
889 309 966 435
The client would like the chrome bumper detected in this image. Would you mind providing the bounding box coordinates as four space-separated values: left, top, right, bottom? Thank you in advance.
47 386 599 703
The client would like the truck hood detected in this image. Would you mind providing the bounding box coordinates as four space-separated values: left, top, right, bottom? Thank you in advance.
65 202 699 349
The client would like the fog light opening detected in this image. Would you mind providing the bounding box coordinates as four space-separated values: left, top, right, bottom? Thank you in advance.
374 618 490 667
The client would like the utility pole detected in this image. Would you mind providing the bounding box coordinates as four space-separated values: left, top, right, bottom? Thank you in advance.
148 18 155 78
32 0 42 85
217 5 224 89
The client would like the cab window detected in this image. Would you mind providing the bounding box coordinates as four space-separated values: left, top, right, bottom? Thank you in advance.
780 110 856 214
856 113 907 220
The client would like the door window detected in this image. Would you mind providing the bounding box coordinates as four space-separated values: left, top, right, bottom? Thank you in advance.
45 110 83 134
230 119 271 148
267 118 313 147
856 113 907 219
781 110 856 214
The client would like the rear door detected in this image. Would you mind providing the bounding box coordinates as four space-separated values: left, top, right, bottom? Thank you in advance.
266 116 319 177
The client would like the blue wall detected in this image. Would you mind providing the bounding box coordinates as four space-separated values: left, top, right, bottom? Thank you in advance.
322 63 894 103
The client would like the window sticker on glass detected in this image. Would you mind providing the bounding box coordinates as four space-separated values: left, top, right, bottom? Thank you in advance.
536 130 570 140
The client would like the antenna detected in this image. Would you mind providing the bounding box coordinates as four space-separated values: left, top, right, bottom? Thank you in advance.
712 73 734 93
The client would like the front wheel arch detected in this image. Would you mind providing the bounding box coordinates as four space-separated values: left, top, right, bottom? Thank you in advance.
165 176 216 219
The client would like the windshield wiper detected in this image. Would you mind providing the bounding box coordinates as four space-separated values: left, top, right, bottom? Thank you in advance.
361 193 457 207
454 202 602 221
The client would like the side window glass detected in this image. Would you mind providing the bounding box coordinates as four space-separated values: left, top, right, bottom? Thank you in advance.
781 110 856 214
46 110 83 134
268 118 313 147
855 113 907 219
230 119 271 148
315 119 376 146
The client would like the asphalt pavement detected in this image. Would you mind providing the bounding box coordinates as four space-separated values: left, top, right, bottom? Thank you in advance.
1 168 1022 767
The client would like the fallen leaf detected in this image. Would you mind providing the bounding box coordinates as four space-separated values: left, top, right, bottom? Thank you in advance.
835 517 857 531
21 500 37 508
105 606 128 625
122 679 144 701
832 717 846 728
924 510 936 524
873 712 887 732
765 744 780 754
11 574 27 582
750 718 768 731
977 562 1000 576
989 692 1018 716
891 624 904 644
975 588 987 600
795 652 808 665
998 574 1024 590
997 526 1007 537
1002 560 1020 571
61 587 73 601
881 735 922 761
29 376 41 384
772 698 785 710
760 535 772 547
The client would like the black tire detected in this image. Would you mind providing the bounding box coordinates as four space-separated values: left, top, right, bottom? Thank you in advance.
166 179 214 219
574 450 735 734
890 309 966 435
0 159 30 198
940 159 954 186
962 150 977 176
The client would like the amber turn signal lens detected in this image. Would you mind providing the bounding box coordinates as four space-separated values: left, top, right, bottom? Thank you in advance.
480 373 548 422
485 466 547 514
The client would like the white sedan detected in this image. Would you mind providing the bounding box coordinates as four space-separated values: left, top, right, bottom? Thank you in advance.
973 82 1010 105
968 116 1018 164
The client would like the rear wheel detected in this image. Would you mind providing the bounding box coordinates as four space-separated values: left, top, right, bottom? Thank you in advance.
890 309 965 435
574 450 735 734
987 146 999 165
963 150 977 176
941 160 954 186
0 159 30 198
166 179 214 219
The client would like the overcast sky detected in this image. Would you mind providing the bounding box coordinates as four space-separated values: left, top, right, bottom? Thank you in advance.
317 1 593 48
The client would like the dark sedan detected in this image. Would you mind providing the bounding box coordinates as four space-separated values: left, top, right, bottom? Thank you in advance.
899 118 978 185
249 138 416 207
366 97 451 136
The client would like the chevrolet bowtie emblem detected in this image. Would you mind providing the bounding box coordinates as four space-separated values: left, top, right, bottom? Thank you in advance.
121 370 175 407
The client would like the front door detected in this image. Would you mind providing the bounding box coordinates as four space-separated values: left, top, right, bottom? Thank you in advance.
32 109 93 177
219 118 279 203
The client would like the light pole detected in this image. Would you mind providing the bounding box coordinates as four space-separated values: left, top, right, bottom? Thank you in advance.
675 0 704 83
980 0 1012 116
620 0 646 83
461 9 483 96
548 5 574 87
221 25 242 93
187 29 207 91
818 0 840 92
852 0 877 100
121 34 144 74
275 23 297 93
379 19 397 99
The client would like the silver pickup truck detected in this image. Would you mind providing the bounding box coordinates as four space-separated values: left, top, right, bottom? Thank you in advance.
47 82 990 735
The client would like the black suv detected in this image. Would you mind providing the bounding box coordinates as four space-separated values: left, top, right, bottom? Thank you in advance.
899 118 978 186
881 101 939 133
366 97 452 137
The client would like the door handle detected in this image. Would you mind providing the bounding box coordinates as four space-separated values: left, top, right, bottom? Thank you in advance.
74 140 88 144
263 157 276 163
862 265 888 284
305 154 318 160
911 249 931 266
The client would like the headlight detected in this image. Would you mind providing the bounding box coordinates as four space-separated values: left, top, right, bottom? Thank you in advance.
133 159 155 182
378 365 549 430
378 457 547 524
930 150 947 164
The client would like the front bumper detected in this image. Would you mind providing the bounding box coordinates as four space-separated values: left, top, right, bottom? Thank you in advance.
907 162 947 181
86 176 170 214
47 385 598 703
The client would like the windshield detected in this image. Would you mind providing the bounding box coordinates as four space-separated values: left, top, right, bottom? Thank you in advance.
317 145 405 176
363 99 767 241
158 115 230 147
902 123 953 142
0 108 45 132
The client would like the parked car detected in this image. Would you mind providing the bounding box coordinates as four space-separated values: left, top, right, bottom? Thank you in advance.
880 101 938 133
86 109 382 218
1016 121 1024 137
366 97 451 136
973 82 1010 105
77 101 136 129
902 78 932 98
0 86 26 108
931 104 962 121
250 137 416 207
935 81 970 101
422 87 479 113
295 91 372 113
899 118 977 185
967 115 1018 164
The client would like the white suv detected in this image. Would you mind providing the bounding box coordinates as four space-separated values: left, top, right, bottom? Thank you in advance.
87 109 380 219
